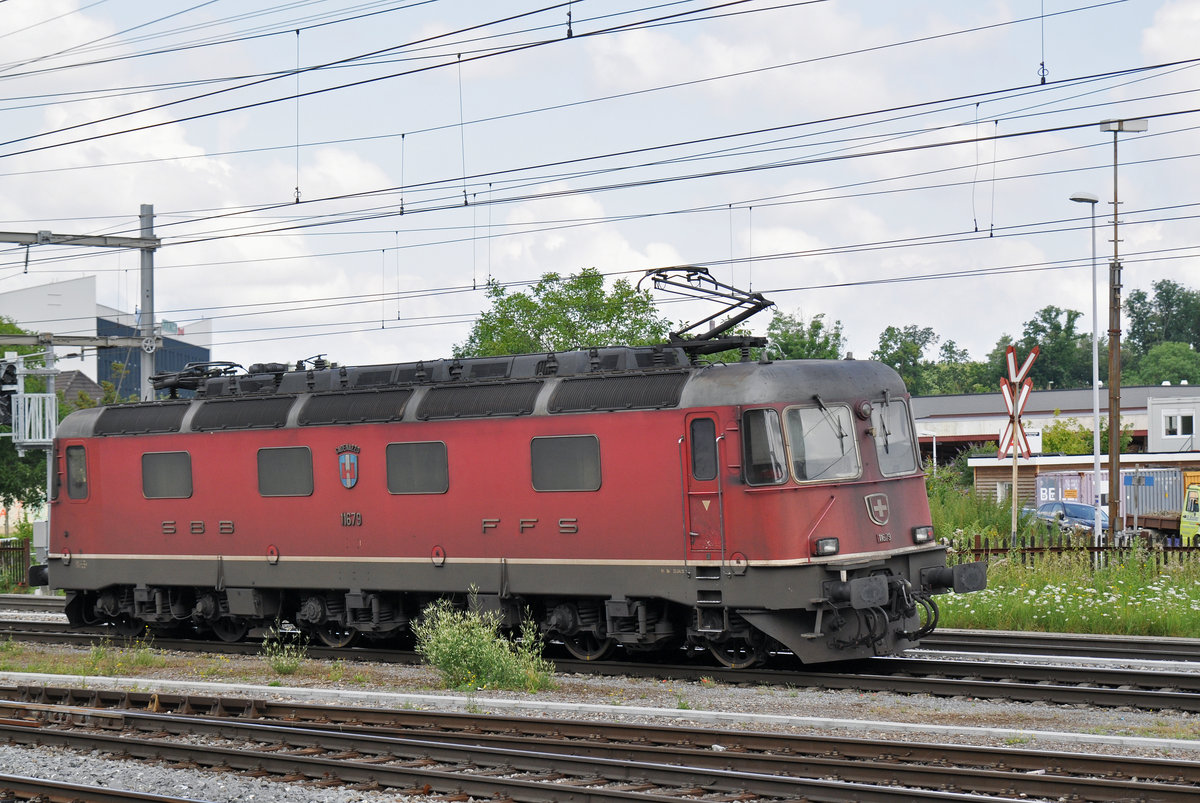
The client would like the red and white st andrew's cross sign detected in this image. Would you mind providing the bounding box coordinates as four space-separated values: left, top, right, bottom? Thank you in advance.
998 345 1038 459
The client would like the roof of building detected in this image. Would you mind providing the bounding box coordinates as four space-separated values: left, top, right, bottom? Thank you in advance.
55 370 104 404
911 384 1199 419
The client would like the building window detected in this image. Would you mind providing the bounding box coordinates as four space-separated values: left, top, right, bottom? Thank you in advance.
142 452 192 498
66 445 88 500
386 442 449 494
1164 411 1195 438
531 435 601 491
257 446 313 496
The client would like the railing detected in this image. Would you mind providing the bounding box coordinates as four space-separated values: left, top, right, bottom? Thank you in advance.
958 529 1200 567
0 539 30 588
12 393 57 448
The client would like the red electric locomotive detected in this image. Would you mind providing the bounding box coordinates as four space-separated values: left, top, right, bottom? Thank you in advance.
32 272 985 666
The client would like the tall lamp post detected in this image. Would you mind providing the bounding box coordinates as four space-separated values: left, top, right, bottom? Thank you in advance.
1099 118 1148 537
1070 190 1101 540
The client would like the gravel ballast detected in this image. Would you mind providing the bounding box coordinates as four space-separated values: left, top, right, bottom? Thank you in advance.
0 636 1198 801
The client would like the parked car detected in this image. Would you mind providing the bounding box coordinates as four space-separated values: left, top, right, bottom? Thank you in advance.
1035 501 1109 535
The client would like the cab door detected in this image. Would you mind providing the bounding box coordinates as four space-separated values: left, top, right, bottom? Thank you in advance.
1182 484 1200 543
683 413 724 562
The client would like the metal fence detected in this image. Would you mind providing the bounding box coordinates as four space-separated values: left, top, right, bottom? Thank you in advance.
0 539 30 588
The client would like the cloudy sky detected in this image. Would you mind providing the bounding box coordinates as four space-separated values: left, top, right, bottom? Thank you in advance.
1 0 1197 374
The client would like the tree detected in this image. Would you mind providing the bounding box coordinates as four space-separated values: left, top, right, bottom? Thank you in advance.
454 269 669 357
765 310 844 360
871 324 938 395
1016 306 1091 389
1125 279 1200 357
1128 341 1200 386
925 340 992 395
0 317 47 512
1041 414 1132 455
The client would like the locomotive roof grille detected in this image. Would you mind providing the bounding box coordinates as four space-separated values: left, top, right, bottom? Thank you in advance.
299 388 412 426
548 372 689 413
417 381 542 420
351 368 395 387
94 402 190 436
191 396 294 431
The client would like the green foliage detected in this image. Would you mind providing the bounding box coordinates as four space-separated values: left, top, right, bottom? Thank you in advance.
85 633 165 675
0 318 47 511
766 310 843 359
260 626 307 675
1128 341 1200 386
1015 306 1091 390
414 596 554 692
1125 279 1200 356
938 545 1200 636
926 467 1037 551
455 268 669 357
924 340 993 394
871 324 938 395
1040 414 1133 455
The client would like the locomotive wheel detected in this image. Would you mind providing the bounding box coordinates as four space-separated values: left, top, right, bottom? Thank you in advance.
313 623 359 648
706 638 766 669
562 633 616 662
113 615 145 638
210 617 249 643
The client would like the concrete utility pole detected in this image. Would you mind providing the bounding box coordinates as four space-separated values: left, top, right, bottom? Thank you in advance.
0 204 161 397
139 204 156 401
1099 119 1148 537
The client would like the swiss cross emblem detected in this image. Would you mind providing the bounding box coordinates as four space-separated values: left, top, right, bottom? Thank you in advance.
336 444 360 489
865 493 890 526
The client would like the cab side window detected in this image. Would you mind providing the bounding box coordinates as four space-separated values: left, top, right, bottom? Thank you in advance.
690 418 718 481
66 445 88 500
742 409 786 485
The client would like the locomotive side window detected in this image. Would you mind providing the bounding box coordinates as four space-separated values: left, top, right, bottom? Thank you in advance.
871 401 919 476
257 446 314 497
690 418 718 481
386 441 449 494
65 445 88 500
741 409 787 485
142 452 193 499
531 435 601 491
784 406 861 482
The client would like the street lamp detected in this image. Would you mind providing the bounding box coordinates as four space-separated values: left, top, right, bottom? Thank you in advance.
1099 118 1148 536
1070 190 1101 539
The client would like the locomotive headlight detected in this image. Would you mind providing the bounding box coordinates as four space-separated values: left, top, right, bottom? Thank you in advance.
812 537 840 556
912 526 934 544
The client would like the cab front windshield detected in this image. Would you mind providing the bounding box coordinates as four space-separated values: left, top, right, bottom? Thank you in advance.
783 404 860 482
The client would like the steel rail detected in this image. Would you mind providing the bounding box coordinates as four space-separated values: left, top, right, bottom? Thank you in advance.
0 773 209 803
922 628 1200 661
4 694 1198 803
5 598 1200 662
0 718 1020 803
4 616 1200 711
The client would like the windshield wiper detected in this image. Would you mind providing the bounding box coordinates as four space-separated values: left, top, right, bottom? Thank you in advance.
812 394 847 454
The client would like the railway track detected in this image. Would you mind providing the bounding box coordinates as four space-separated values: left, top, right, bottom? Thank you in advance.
6 594 1200 662
5 685 1200 802
3 614 1200 713
0 774 206 803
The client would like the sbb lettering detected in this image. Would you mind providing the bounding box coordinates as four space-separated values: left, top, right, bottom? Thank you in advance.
161 520 236 535
479 517 579 534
